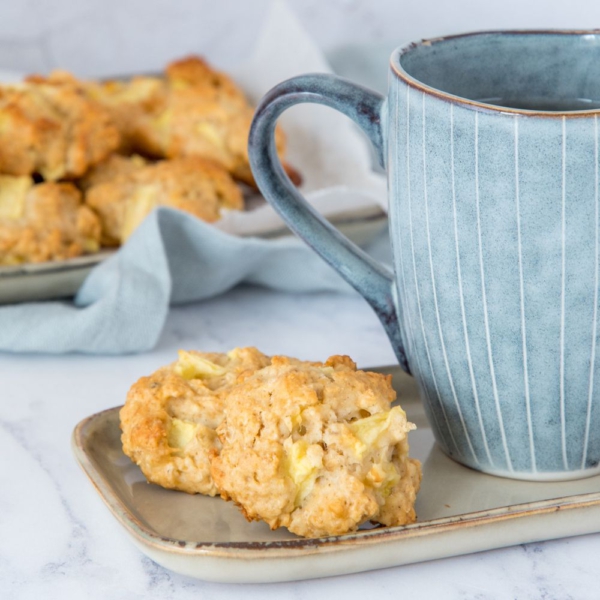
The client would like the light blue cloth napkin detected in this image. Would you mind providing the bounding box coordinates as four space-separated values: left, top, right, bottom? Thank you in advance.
0 208 357 354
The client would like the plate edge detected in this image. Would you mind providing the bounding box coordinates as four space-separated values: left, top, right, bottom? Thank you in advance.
71 405 600 559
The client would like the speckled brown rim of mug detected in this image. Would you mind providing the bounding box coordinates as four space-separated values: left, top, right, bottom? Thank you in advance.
390 29 600 118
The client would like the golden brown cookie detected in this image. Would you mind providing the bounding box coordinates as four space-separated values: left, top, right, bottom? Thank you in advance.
87 56 295 186
84 155 243 245
0 176 101 265
211 355 421 538
165 56 249 106
120 347 271 496
0 73 120 181
83 75 166 156
77 153 147 191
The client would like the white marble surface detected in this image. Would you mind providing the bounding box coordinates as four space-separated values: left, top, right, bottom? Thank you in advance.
1 285 599 599
1 0 600 596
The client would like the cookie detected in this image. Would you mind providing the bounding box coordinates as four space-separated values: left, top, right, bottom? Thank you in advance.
120 347 271 496
0 177 101 265
77 153 148 191
211 355 421 538
0 72 120 181
88 56 296 187
84 155 243 245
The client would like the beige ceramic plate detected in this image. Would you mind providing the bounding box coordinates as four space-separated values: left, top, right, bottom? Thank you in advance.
0 208 386 304
71 365 600 583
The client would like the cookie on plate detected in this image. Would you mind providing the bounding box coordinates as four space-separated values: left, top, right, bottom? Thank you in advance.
87 56 298 187
120 347 271 496
0 176 101 265
83 155 243 245
0 73 120 181
211 355 422 538
77 153 148 191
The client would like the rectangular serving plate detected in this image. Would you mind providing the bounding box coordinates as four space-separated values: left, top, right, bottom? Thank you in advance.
71 365 600 584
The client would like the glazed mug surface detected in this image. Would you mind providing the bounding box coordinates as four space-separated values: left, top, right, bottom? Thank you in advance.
249 31 600 481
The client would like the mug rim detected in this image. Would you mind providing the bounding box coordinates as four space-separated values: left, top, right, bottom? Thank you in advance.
390 29 600 118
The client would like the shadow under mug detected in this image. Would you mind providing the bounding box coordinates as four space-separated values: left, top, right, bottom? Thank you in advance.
248 30 600 481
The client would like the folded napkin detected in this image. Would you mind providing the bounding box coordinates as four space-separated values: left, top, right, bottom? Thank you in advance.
0 208 354 354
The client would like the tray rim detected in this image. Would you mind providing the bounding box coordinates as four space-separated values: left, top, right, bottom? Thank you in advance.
0 206 387 278
0 249 115 278
0 207 388 304
72 401 600 561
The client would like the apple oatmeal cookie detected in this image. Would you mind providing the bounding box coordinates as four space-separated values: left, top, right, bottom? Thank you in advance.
0 176 100 265
84 155 243 245
120 347 271 496
0 73 120 181
211 355 422 538
87 56 298 186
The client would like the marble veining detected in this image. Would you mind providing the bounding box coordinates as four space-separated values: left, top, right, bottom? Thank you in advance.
1 286 599 598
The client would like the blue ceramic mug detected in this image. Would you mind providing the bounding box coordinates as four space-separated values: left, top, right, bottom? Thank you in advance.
249 31 600 481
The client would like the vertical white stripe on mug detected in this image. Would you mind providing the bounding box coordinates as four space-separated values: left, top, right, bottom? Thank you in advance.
474 111 512 472
423 94 479 464
450 103 498 469
400 83 449 453
583 115 600 469
514 116 536 473
407 89 461 458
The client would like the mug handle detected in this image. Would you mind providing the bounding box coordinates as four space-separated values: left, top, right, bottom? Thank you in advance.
249 73 409 373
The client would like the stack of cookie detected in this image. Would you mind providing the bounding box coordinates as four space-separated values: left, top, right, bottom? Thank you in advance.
0 57 298 265
120 347 422 538
0 75 117 265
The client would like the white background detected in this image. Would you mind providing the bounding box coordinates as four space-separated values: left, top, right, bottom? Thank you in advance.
0 0 599 76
